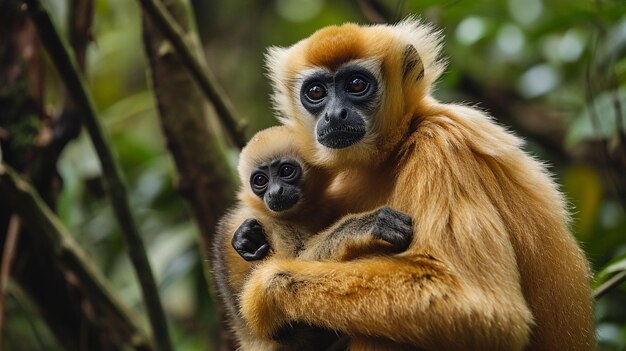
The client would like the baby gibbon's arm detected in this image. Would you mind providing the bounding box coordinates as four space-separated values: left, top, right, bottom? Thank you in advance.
298 207 413 261
239 134 533 350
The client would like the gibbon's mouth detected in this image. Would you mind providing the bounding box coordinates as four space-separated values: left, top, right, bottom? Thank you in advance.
266 193 300 212
317 125 366 149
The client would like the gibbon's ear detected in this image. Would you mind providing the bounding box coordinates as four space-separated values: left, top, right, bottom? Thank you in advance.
402 44 425 83
391 17 447 95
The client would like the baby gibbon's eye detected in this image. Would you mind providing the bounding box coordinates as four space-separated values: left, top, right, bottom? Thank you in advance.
305 83 327 102
279 164 296 178
346 76 369 95
251 173 269 188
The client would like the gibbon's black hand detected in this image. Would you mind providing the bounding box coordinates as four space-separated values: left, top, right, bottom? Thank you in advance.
370 207 413 251
232 218 270 261
273 321 348 350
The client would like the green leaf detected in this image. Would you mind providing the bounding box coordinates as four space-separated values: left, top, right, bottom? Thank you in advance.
594 253 626 289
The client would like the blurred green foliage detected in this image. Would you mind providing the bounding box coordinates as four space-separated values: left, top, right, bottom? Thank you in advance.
4 0 625 350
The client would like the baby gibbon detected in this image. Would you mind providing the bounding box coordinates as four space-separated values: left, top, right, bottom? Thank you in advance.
212 126 413 350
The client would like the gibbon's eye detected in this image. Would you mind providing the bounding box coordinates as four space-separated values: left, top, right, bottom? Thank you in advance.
346 76 369 95
279 164 296 179
251 173 269 189
305 83 327 102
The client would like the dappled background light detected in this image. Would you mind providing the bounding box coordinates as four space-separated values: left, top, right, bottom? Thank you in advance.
276 0 325 22
2 0 625 350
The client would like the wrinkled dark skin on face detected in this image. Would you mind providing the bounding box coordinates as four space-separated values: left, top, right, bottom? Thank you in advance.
232 158 303 261
299 65 380 149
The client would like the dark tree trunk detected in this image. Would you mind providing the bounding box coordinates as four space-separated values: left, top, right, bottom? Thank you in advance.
1 1 152 350
140 1 238 350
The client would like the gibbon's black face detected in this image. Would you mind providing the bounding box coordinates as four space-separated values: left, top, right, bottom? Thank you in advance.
250 157 303 212
300 65 380 149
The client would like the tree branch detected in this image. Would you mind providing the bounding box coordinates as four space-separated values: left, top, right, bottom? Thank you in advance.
595 270 626 299
0 163 152 350
0 215 20 350
31 0 92 208
22 1 173 350
356 0 392 24
138 0 247 148
141 0 239 349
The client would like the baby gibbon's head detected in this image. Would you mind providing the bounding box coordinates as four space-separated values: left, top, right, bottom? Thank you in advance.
238 126 317 216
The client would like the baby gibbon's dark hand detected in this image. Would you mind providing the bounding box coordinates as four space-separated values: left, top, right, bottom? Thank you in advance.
370 207 413 251
232 219 270 261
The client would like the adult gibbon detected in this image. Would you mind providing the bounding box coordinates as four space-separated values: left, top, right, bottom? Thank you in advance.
212 126 413 350
238 18 595 351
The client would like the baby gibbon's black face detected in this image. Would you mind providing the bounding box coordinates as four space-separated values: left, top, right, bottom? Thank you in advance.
250 157 303 212
299 65 380 149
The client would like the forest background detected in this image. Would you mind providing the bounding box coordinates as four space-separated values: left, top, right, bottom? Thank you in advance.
1 0 625 350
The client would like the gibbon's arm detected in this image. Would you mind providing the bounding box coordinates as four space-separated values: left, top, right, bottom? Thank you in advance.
239 122 534 350
216 208 353 351
298 206 413 261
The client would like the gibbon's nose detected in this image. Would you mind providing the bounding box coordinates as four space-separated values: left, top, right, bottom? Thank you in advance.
265 184 300 212
316 104 366 149
326 108 349 123
267 184 284 197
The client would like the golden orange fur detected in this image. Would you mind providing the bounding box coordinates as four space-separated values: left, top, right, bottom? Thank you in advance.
216 126 413 350
239 18 595 350
235 126 334 225
213 126 338 350
214 126 419 350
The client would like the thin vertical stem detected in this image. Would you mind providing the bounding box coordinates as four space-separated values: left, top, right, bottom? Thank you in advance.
22 1 173 350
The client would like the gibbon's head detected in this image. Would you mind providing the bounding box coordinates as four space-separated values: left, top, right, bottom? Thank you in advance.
266 18 446 167
237 126 327 217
